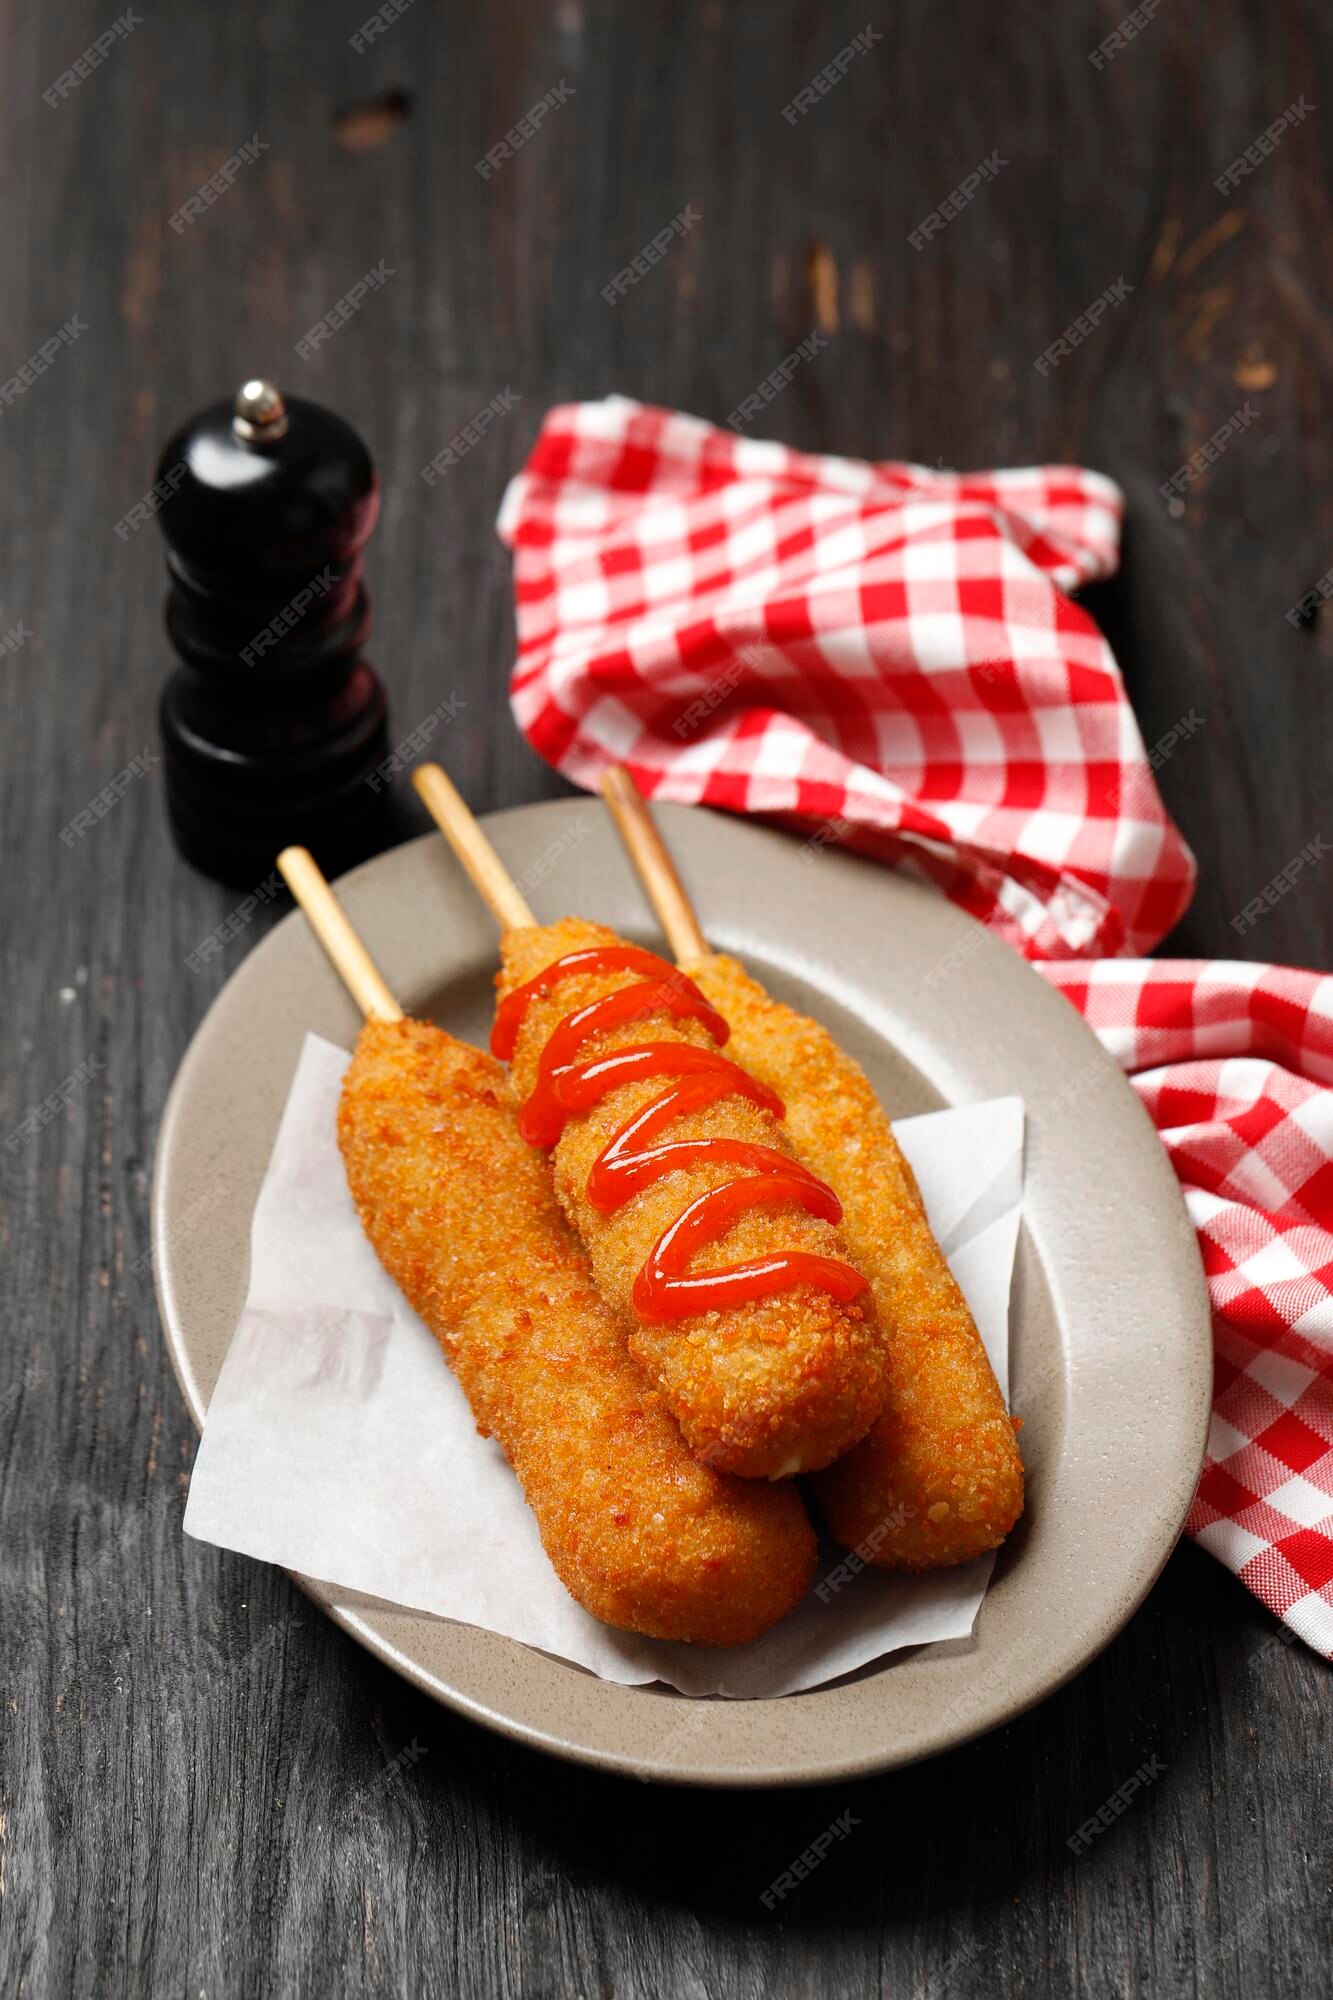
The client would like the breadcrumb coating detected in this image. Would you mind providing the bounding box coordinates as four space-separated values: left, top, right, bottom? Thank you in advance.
692 955 1024 1573
337 1017 815 1644
497 919 886 1480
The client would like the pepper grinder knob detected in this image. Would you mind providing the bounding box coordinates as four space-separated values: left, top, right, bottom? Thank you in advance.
232 377 289 442
156 379 393 887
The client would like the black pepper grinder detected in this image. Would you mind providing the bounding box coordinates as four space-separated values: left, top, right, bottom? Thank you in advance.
156 379 393 886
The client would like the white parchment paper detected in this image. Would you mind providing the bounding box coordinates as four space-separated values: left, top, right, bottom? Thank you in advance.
184 1035 1024 1697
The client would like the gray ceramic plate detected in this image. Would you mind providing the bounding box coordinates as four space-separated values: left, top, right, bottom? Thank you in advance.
153 802 1211 1786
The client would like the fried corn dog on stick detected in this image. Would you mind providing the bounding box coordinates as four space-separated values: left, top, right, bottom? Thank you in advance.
274 848 815 1647
694 957 1024 1570
599 772 1024 1573
411 766 887 1483
339 1018 816 1643
494 918 887 1480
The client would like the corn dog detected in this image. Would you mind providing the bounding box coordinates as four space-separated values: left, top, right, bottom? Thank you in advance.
494 918 887 1481
338 1014 816 1644
690 954 1024 1571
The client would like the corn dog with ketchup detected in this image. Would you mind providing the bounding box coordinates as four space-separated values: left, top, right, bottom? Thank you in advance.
493 919 887 1481
338 1016 815 1643
598 773 1024 1573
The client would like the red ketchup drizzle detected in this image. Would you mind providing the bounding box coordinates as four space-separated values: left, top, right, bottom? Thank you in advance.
493 947 868 1322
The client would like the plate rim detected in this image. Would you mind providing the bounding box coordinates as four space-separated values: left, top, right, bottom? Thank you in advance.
153 801 1212 1786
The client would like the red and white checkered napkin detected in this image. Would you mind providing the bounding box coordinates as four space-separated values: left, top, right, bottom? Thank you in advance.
498 396 1333 1657
1039 961 1333 1658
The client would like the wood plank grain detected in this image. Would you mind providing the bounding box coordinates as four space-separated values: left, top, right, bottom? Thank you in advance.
1 1 1329 1995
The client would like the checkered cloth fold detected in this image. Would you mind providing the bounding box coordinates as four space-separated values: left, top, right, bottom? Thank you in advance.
498 397 1333 1658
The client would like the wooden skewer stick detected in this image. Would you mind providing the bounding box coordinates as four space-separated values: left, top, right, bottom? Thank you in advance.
276 845 403 1022
412 764 536 933
598 767 711 967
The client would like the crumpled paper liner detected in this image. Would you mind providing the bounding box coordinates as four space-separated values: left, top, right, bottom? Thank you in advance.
184 1034 1024 1697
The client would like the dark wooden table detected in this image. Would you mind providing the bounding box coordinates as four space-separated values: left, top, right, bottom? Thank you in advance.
3 3 1329 1994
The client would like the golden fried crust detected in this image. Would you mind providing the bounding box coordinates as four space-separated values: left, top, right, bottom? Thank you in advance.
337 1018 815 1644
692 955 1025 1572
496 919 886 1480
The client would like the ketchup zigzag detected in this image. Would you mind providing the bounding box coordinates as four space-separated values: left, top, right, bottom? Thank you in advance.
492 946 868 1322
